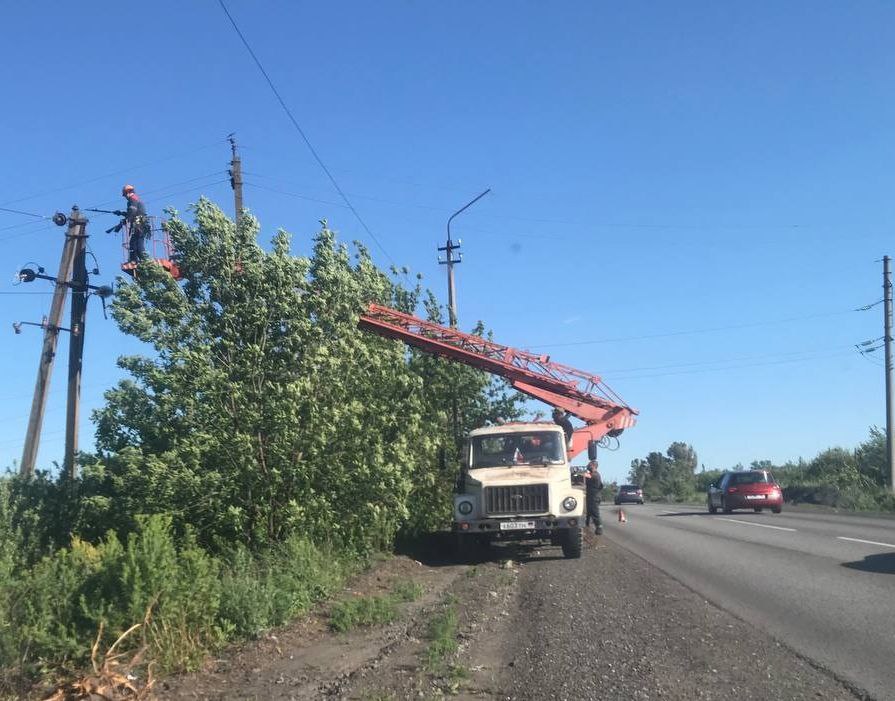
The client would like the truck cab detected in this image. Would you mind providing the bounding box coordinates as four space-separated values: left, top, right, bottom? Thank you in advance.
453 422 585 559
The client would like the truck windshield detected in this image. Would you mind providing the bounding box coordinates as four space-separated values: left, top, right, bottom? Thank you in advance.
470 431 564 468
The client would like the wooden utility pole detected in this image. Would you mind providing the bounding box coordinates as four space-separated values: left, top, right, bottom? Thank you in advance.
20 208 84 477
884 255 894 492
64 226 89 479
229 134 243 225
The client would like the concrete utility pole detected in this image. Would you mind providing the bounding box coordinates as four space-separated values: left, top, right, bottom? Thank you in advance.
440 189 490 328
20 209 85 477
64 226 89 479
229 134 244 225
438 238 461 328
885 255 895 492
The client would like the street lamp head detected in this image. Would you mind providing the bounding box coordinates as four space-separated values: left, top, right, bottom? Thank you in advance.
12 322 22 335
18 268 36 283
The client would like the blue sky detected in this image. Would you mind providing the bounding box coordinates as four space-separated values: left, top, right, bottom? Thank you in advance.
1 1 893 483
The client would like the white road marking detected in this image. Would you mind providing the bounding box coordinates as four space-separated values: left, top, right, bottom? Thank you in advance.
719 518 797 532
836 536 895 549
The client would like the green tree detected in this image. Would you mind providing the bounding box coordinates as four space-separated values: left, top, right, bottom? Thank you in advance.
87 205 421 551
805 447 869 489
629 442 699 500
855 426 887 487
75 201 518 553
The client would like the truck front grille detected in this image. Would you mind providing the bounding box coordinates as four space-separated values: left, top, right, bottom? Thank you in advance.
485 484 549 515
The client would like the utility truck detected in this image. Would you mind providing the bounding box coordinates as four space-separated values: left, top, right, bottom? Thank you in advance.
358 303 637 559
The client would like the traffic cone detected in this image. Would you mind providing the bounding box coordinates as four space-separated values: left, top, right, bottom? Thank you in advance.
618 508 627 523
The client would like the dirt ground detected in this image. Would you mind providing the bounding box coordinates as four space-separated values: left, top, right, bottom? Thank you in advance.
157 531 869 701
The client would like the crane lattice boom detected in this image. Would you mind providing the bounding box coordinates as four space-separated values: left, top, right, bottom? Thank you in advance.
358 303 638 458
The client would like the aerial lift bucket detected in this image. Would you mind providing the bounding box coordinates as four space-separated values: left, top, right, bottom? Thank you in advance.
118 216 181 280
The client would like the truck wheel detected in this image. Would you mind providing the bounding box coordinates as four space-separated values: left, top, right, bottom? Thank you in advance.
561 526 583 559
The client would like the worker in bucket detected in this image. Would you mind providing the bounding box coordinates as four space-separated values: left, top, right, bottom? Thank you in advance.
585 459 603 534
122 184 150 262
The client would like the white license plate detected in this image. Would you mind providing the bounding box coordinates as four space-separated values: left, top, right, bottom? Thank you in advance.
499 521 535 531
746 495 766 500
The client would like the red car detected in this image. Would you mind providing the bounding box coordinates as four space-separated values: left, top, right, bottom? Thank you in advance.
707 470 783 514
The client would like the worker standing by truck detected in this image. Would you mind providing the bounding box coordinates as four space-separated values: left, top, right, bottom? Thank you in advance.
585 459 603 534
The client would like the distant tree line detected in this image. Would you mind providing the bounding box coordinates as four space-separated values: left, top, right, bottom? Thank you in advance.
628 428 895 511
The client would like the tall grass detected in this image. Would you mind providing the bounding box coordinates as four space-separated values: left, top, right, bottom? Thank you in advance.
0 508 351 697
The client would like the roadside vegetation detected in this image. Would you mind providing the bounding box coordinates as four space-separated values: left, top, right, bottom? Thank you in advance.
423 593 467 693
0 201 521 696
629 430 895 511
329 580 424 633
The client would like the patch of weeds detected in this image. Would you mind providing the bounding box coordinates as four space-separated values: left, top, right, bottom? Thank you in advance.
424 601 459 671
329 595 397 633
441 664 470 694
330 577 426 632
465 565 479 578
497 571 516 587
360 693 397 701
391 579 424 602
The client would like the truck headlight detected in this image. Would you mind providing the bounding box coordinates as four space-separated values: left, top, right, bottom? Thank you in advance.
562 496 577 512
458 500 473 515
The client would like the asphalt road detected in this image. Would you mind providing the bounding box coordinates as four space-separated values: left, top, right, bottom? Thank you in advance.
602 502 895 700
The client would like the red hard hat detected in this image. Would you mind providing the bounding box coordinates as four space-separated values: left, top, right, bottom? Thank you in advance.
122 184 135 196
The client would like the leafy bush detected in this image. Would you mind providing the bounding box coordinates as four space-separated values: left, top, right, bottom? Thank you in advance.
783 483 895 511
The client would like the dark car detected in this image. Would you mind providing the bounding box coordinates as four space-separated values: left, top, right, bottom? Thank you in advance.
615 484 644 505
707 470 782 514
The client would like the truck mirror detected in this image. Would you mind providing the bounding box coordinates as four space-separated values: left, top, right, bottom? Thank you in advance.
587 440 598 461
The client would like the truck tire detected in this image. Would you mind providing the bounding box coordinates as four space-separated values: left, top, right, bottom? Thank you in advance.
561 526 583 559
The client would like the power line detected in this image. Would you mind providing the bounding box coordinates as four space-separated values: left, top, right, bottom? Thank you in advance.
606 349 856 382
244 182 346 209
0 218 54 239
526 309 858 349
0 138 229 208
243 170 846 244
216 0 398 269
0 205 48 219
0 175 227 246
600 344 858 376
88 171 230 209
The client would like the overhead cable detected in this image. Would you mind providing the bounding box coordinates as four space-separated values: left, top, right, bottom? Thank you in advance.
604 349 856 382
216 0 398 269
0 206 48 219
0 138 229 208
527 309 857 349
601 344 858 376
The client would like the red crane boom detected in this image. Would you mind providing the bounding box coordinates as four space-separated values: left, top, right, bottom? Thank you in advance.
358 303 638 458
